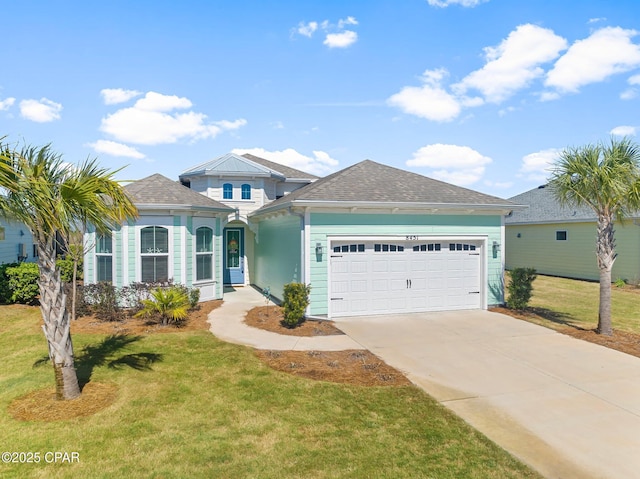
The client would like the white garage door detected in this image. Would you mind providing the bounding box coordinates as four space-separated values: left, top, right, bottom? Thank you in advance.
330 240 483 317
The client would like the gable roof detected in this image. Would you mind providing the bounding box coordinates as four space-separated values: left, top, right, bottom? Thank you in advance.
253 160 518 215
125 174 233 212
506 185 596 224
179 152 317 181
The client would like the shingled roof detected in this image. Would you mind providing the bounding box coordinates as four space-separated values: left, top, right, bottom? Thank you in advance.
254 160 517 214
125 174 233 212
506 185 596 224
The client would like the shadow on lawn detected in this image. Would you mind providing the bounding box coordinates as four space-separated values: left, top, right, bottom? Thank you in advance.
34 334 163 390
527 307 589 331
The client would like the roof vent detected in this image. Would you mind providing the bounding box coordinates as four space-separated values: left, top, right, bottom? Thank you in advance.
537 184 547 189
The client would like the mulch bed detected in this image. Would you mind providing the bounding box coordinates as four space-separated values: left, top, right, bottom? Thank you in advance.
8 382 118 421
244 305 344 336
245 305 411 387
71 300 222 335
492 306 640 359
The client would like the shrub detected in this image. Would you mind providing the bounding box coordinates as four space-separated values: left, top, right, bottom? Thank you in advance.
189 287 200 309
282 282 311 328
507 268 537 310
56 257 78 283
135 286 190 325
82 282 123 321
6 262 40 304
0 263 18 304
614 278 626 288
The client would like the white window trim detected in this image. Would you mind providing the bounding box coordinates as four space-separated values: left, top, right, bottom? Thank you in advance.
134 218 173 283
95 231 114 283
194 225 215 283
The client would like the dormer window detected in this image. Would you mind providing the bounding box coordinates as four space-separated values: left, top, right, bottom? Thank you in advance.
223 183 233 200
241 184 251 200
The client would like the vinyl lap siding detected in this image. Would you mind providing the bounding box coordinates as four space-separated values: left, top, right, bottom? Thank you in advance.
253 215 302 302
506 222 640 282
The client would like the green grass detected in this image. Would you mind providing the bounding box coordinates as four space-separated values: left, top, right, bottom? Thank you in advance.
0 305 541 479
522 274 640 334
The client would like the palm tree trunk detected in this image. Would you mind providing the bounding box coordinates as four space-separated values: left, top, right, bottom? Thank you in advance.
38 238 81 400
596 215 615 336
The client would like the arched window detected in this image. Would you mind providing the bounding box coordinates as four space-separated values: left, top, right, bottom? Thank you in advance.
223 183 233 200
96 233 113 282
196 227 213 281
140 226 169 282
241 183 251 200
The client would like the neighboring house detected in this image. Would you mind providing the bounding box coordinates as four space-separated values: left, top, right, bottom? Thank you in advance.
85 153 519 318
84 174 233 301
505 184 640 282
0 219 35 265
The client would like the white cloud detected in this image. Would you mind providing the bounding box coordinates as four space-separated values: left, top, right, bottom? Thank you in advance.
545 27 640 93
296 21 318 37
324 31 358 48
427 0 488 7
484 179 514 189
100 88 142 105
518 148 560 181
610 125 637 136
629 74 640 85
87 140 145 159
19 98 62 122
588 17 606 24
338 17 358 28
0 97 15 110
232 147 339 176
100 91 246 145
294 17 359 49
387 68 461 122
453 24 567 103
620 89 637 100
407 144 492 186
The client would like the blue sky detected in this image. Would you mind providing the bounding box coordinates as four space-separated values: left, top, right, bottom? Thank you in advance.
2 0 640 198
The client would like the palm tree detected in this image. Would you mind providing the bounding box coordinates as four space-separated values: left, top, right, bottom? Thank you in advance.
0 142 137 399
548 137 640 336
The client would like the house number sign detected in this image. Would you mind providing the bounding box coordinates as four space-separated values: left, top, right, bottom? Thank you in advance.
405 235 419 240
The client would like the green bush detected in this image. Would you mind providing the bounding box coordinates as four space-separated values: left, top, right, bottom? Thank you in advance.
188 288 200 309
0 263 18 304
56 258 75 283
507 268 537 310
6 262 40 304
282 282 311 328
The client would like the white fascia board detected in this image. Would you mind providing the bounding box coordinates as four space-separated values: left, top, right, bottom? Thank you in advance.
252 200 522 217
135 204 234 214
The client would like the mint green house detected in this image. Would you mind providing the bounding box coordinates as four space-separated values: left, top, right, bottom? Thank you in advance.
506 185 640 282
84 174 233 301
86 153 518 318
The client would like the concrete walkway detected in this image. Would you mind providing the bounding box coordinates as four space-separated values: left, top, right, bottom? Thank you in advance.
337 311 640 479
207 286 364 351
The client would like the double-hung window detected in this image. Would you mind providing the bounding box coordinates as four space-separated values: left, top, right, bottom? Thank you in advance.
196 227 213 281
96 233 113 282
140 226 169 282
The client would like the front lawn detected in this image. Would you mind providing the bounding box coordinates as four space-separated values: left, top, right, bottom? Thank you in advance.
518 274 640 334
0 305 540 479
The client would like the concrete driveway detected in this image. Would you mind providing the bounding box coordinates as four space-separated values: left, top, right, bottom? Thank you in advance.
337 310 640 479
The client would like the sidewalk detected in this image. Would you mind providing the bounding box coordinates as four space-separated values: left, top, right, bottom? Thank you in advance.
207 286 364 351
